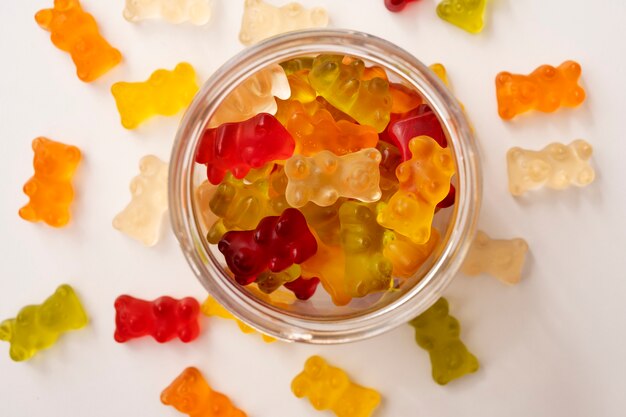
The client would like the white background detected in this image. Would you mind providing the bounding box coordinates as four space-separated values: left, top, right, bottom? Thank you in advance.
1 1 625 416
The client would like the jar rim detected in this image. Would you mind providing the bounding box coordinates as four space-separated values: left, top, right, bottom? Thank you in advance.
169 29 482 344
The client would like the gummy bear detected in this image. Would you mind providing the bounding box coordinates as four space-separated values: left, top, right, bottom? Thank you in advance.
278 99 379 156
409 298 479 385
196 113 295 185
462 231 528 285
0 284 88 361
309 55 393 132
384 0 419 12
114 295 200 343
280 57 314 75
390 83 423 114
300 200 344 246
436 0 487 34
284 277 321 300
507 140 595 196
19 137 81 228
201 296 276 342
285 149 382 208
162 367 248 417
496 61 586 120
35 0 122 82
111 62 199 129
384 228 440 278
378 136 455 244
339 202 393 297
386 104 448 161
113 155 168 246
292 355 381 417
286 70 317 104
123 0 213 25
256 264 301 294
218 208 317 285
206 174 275 243
301 233 351 306
208 64 290 128
239 0 329 46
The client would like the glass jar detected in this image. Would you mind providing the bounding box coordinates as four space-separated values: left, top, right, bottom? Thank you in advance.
169 29 482 344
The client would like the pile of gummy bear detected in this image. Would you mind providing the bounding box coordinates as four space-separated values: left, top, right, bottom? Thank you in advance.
2 1 595 416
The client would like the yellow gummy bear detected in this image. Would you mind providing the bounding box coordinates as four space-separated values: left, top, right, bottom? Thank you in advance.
384 228 440 278
377 136 455 244
308 55 392 132
436 0 487 34
201 296 275 343
292 355 381 417
0 284 88 361
339 202 393 298
113 155 168 246
409 298 479 385
111 62 199 129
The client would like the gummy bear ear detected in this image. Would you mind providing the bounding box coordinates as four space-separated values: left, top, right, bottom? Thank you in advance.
55 0 75 11
0 320 13 341
310 8 329 26
34 9 53 29
32 137 46 151
244 0 260 7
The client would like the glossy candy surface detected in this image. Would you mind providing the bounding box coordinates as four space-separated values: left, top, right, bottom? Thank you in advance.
409 298 479 384
111 62 199 129
436 0 487 34
292 355 381 417
35 0 122 82
462 231 528 284
209 64 290 127
384 228 440 278
239 0 329 46
285 149 382 208
19 137 81 228
339 202 393 297
378 136 455 244
278 100 379 156
196 113 295 185
114 295 200 343
507 140 594 196
218 208 317 285
384 0 419 12
496 61 586 120
256 264 301 294
113 155 168 246
309 55 392 132
161 367 247 417
0 284 88 361
284 277 321 300
386 104 447 161
123 0 213 25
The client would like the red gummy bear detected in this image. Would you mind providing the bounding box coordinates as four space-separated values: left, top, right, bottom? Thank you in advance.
195 113 295 185
284 277 321 300
384 104 447 161
114 295 200 343
384 0 419 12
218 208 318 285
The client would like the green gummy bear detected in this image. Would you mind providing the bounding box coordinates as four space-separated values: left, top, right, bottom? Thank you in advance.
0 284 88 361
338 201 393 298
409 298 479 385
436 0 487 34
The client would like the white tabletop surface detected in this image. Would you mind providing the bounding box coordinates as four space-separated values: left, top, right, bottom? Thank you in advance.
1 1 625 416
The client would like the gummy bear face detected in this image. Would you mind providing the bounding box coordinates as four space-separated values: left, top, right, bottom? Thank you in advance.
39 285 86 331
32 138 81 181
161 367 209 413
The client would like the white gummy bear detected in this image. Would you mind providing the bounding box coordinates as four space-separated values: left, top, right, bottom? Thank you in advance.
239 0 329 46
507 139 595 196
123 0 212 25
208 64 290 128
113 155 169 246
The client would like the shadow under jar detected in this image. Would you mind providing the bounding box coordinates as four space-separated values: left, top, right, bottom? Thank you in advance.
169 29 482 344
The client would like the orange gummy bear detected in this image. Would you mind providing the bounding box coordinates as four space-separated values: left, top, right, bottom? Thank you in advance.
377 136 455 244
495 60 585 120
35 0 122 82
278 99 378 156
162 367 247 417
19 137 81 228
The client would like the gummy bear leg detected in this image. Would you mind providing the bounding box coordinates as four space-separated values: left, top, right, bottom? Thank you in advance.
9 345 33 362
44 209 70 228
18 204 39 222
